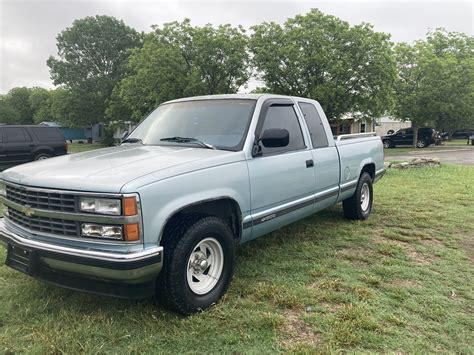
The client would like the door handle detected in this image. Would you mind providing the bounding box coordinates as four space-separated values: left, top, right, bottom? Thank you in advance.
306 159 314 168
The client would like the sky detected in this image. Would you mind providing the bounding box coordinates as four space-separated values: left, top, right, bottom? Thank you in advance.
0 0 472 94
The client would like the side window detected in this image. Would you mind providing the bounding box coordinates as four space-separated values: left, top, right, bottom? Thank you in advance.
260 105 305 155
31 127 64 141
298 102 328 148
4 127 31 142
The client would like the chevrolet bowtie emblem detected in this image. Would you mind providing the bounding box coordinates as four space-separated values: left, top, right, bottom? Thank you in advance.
22 205 35 217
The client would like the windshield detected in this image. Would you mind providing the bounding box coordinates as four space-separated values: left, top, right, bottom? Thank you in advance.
126 99 256 151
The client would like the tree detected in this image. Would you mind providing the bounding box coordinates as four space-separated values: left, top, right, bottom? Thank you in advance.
392 42 428 146
393 29 473 146
0 96 21 124
249 9 396 122
424 30 474 139
0 87 36 124
114 20 250 121
28 87 53 123
47 15 141 126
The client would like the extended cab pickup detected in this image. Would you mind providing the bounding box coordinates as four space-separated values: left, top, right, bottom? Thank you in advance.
0 94 385 314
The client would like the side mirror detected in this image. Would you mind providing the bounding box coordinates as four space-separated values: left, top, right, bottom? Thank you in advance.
261 128 289 148
121 131 129 140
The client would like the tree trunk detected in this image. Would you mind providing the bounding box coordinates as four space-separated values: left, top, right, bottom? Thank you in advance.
412 123 419 148
448 130 453 141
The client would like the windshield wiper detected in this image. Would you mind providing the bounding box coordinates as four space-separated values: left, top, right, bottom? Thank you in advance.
122 137 144 144
160 137 216 149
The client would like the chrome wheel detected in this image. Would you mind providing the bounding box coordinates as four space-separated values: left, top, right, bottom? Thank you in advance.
383 141 391 149
186 237 224 295
416 140 426 148
360 183 370 212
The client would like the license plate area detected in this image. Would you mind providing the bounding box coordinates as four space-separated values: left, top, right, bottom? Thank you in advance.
6 244 37 275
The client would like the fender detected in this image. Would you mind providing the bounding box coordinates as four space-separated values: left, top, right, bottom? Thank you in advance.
359 157 375 178
157 195 244 242
135 160 252 246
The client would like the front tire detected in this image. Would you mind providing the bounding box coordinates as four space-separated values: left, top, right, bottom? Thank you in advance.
343 172 373 220
157 216 235 315
383 140 393 149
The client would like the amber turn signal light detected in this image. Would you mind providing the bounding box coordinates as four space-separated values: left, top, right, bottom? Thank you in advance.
125 223 140 241
123 197 138 216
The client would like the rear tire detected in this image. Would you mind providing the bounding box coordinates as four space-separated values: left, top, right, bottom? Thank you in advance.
34 153 51 161
416 140 426 148
343 172 373 220
156 216 235 315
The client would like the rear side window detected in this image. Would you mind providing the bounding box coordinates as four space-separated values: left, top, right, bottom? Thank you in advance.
4 127 31 142
298 102 328 148
31 127 64 141
260 105 306 155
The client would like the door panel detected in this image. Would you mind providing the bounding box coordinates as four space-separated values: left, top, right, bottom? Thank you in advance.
394 128 413 145
245 100 316 241
247 150 315 240
4 127 33 165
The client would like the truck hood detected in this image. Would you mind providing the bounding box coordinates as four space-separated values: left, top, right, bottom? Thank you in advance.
1 145 239 193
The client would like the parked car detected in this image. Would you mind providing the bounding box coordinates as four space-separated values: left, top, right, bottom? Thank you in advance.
0 125 68 169
0 94 385 314
382 127 438 148
441 129 474 140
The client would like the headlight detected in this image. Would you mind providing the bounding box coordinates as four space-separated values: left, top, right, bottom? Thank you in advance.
0 181 5 196
79 197 121 215
82 223 123 240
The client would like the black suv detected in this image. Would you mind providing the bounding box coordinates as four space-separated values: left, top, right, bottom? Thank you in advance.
382 127 438 148
0 125 67 169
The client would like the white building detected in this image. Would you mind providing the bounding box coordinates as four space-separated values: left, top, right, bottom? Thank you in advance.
331 114 411 136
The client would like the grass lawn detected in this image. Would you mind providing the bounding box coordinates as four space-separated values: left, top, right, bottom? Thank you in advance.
0 165 473 353
68 143 103 154
444 139 471 146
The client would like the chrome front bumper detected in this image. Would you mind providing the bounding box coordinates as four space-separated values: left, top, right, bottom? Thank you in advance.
0 219 163 298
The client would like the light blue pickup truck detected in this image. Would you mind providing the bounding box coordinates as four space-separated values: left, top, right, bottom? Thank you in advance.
0 94 384 314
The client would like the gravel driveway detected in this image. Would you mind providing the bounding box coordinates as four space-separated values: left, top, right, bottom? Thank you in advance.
386 146 474 165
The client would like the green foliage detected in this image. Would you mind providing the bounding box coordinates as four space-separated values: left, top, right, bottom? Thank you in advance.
0 96 21 124
3 13 471 139
115 19 250 121
100 125 117 147
28 87 53 123
393 29 474 144
47 15 142 126
249 9 396 121
0 87 34 124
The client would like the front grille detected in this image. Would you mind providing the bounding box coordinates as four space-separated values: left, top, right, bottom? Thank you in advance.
6 184 76 213
7 207 80 237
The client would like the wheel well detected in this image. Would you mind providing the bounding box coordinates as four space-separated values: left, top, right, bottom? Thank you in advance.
160 198 242 245
361 163 375 181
